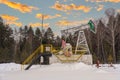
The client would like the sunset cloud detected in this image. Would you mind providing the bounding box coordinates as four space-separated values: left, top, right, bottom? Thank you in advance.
6 21 22 27
1 14 19 21
86 0 120 3
56 18 94 27
0 0 38 13
56 20 71 26
51 1 91 13
1 14 22 27
96 4 104 11
29 22 49 28
36 13 61 20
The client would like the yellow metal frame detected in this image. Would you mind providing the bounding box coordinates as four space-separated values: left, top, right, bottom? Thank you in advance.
21 45 43 70
21 44 87 70
54 52 86 63
21 44 54 70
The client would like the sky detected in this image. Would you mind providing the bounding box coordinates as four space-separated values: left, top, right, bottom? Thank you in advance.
0 0 120 36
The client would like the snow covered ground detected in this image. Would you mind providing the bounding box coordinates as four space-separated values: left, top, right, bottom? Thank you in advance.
0 62 120 80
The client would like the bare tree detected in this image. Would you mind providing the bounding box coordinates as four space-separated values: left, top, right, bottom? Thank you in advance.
105 8 115 17
105 8 117 63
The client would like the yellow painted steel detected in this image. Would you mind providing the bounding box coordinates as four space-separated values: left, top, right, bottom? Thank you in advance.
50 45 52 52
22 44 50 66
40 45 43 53
54 51 86 63
21 44 54 70
51 47 60 54
21 44 86 70
22 46 41 65
21 46 41 70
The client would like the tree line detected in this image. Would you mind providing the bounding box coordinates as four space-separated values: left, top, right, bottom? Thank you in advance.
0 9 120 64
0 18 62 63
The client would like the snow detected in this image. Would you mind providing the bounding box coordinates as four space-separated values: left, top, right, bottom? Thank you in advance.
0 63 21 72
0 62 120 80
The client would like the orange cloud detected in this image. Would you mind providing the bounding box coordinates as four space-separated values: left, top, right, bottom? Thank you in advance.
6 21 22 27
0 0 38 13
51 1 63 11
109 0 120 3
56 18 94 27
86 0 120 3
51 1 91 13
85 0 104 2
96 4 104 11
56 20 71 26
36 13 61 20
1 14 22 27
29 22 49 28
1 14 18 21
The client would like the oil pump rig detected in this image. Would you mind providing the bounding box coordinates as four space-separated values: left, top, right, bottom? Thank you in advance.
58 20 96 63
21 20 96 70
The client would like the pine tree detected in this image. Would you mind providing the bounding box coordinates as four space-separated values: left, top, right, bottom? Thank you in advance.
43 27 54 44
33 28 42 50
28 26 34 53
0 19 14 62
20 26 34 62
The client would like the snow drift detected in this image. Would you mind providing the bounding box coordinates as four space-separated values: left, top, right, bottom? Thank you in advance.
0 62 120 80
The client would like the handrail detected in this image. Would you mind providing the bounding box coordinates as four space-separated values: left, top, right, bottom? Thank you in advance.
21 45 42 70
22 46 41 65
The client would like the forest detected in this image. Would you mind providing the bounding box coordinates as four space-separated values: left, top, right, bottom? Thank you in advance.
0 9 120 64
